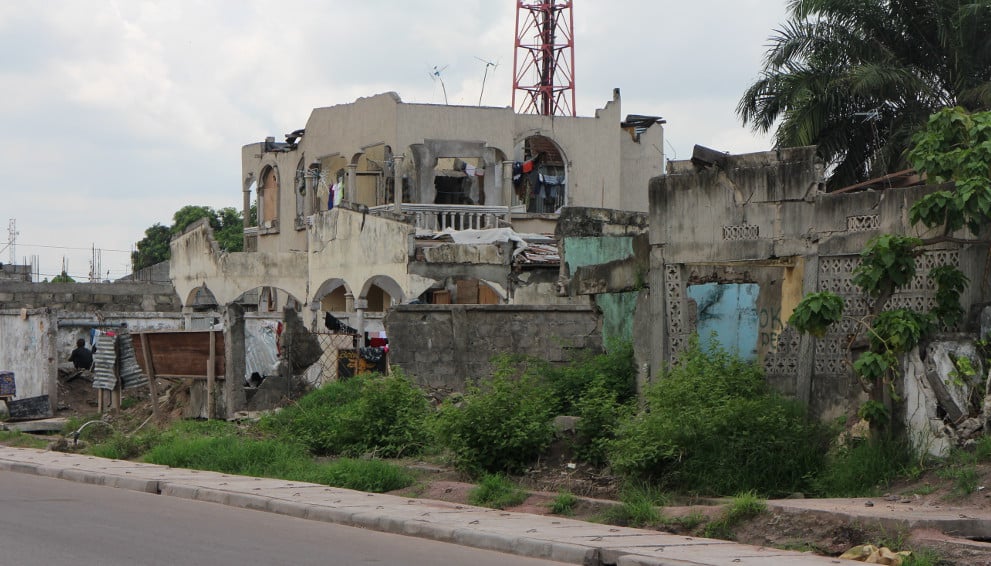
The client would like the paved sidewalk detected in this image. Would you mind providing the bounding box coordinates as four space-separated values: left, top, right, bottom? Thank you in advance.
0 446 847 565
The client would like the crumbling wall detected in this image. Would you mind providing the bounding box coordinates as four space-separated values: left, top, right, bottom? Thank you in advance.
385 304 601 397
0 308 58 413
555 207 649 370
647 146 990 425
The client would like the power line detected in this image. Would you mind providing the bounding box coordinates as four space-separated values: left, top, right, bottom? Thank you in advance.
0 241 132 253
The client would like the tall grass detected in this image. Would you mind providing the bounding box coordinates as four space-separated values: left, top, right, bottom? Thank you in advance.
144 422 413 492
814 437 917 497
467 474 528 509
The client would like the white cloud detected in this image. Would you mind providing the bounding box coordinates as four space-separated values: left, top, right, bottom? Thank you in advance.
0 0 792 280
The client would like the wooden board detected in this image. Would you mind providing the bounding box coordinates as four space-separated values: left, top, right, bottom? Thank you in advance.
6 395 53 421
132 331 225 379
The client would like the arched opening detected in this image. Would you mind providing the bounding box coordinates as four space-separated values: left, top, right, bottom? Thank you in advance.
322 286 348 312
234 286 302 313
184 285 219 311
359 275 404 311
365 284 391 312
513 135 567 213
259 165 280 228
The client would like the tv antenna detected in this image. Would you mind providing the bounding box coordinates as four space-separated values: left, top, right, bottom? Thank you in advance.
475 56 499 106
428 65 449 105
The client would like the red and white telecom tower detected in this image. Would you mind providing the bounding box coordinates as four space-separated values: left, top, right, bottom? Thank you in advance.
512 1 576 117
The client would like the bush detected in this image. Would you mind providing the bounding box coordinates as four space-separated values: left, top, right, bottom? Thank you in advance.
261 372 432 458
573 380 629 466
542 340 637 415
610 337 831 496
468 474 528 509
432 373 555 475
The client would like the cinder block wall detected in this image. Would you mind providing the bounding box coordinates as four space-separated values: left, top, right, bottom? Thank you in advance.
385 304 601 397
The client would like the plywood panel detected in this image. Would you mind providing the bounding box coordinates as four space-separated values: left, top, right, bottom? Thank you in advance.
132 331 225 379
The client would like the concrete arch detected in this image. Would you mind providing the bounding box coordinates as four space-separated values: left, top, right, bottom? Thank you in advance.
184 284 219 311
359 275 404 312
258 163 281 227
513 134 569 213
233 285 304 314
311 278 354 313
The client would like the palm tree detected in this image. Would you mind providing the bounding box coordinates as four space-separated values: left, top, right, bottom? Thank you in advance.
738 0 991 190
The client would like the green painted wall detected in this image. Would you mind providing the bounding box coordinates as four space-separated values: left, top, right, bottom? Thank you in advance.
595 291 639 346
563 237 634 274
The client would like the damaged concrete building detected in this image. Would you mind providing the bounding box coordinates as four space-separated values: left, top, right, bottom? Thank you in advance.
643 146 991 456
168 90 665 408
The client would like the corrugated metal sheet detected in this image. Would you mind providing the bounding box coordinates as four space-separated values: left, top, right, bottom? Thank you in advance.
92 335 118 390
117 332 149 390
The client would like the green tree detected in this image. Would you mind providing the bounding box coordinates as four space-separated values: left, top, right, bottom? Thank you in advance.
789 107 987 435
51 271 75 283
172 205 218 234
131 206 245 272
738 0 991 190
131 223 172 272
214 207 245 252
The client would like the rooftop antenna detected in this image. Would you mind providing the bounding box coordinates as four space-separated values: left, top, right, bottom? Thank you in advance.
475 56 499 106
428 65 449 105
2 219 17 264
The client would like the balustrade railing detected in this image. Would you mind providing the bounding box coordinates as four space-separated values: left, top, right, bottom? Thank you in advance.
368 203 509 231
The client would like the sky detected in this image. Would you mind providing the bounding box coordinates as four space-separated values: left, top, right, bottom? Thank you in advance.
0 1 788 282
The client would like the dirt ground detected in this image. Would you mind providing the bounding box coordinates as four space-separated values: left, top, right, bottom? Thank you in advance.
37 373 991 564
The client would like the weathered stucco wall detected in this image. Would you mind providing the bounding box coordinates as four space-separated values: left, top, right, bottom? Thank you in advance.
385 304 601 395
647 147 990 422
309 207 430 307
170 219 309 308
0 308 57 412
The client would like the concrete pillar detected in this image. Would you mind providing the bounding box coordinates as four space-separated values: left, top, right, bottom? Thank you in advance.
345 164 358 206
242 179 252 229
344 292 355 313
502 161 515 209
354 298 368 346
393 155 405 213
223 303 246 418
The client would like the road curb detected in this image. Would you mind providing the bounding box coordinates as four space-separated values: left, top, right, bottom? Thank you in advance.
0 449 848 565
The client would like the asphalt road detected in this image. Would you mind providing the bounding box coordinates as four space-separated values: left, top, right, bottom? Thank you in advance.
0 473 568 566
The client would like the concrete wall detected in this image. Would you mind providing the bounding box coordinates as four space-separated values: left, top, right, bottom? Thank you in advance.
0 280 180 312
0 308 57 412
170 218 309 309
385 304 601 396
647 147 990 421
240 90 663 258
555 207 650 347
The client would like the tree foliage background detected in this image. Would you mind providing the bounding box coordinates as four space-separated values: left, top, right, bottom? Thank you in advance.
131 205 246 272
738 0 991 190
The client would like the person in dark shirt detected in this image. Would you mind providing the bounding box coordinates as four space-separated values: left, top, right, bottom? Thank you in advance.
68 338 94 370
